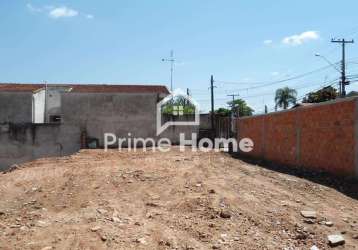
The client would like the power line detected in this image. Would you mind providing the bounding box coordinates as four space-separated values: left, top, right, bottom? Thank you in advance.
296 82 340 102
212 54 358 90
191 60 358 95
227 94 240 102
227 93 240 114
240 79 340 100
194 76 342 102
195 37 357 112
198 57 356 106
248 80 341 114
215 64 337 91
338 25 358 38
254 82 340 114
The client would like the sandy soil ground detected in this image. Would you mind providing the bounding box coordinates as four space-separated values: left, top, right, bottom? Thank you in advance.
0 147 357 250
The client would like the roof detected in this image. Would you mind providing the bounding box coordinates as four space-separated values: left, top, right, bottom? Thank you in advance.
0 83 43 92
0 83 170 94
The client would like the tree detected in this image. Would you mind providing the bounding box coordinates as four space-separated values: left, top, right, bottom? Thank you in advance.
162 96 195 115
227 98 254 117
215 107 231 117
302 86 338 103
275 87 297 110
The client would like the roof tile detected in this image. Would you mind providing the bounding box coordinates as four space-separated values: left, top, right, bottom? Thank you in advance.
0 83 169 94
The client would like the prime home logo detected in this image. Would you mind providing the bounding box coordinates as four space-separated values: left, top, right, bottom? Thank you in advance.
104 89 254 153
156 89 200 136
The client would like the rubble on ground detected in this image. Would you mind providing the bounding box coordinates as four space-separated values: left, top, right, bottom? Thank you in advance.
0 148 357 249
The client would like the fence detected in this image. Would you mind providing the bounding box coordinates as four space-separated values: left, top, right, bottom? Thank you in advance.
236 97 358 178
215 116 232 139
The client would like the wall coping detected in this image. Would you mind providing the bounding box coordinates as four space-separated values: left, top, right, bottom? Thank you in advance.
238 96 358 120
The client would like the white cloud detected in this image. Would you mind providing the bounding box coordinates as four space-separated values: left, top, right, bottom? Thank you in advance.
49 7 79 19
263 39 273 45
27 3 42 12
27 3 92 19
282 31 319 46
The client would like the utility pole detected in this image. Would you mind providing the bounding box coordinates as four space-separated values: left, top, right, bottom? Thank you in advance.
186 88 190 106
162 50 175 92
331 38 354 97
227 94 240 116
210 75 216 135
227 93 240 137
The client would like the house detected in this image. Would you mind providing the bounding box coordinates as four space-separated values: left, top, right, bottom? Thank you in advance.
0 83 169 125
0 83 171 170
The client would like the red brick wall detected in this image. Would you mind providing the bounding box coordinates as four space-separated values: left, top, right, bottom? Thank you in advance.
237 97 358 177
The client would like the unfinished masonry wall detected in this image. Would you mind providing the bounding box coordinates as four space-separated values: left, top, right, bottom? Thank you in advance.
0 91 198 170
237 97 358 178
0 92 33 123
0 123 80 171
61 93 198 146
61 93 159 147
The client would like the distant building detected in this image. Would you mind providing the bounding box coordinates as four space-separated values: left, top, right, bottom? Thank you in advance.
0 83 203 170
0 83 170 144
0 83 177 170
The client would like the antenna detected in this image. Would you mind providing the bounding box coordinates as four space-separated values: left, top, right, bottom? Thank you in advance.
162 50 176 92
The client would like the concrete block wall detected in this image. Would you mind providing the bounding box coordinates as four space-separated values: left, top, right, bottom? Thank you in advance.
0 92 33 123
0 123 80 171
237 97 358 178
0 91 199 170
61 93 199 146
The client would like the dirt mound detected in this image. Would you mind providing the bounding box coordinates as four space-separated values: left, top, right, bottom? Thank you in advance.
0 148 357 249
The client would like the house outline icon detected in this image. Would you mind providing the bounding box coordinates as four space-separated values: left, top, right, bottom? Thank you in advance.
156 89 200 135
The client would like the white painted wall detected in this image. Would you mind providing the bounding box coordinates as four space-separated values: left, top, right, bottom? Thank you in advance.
46 88 63 118
32 89 45 123
32 87 69 123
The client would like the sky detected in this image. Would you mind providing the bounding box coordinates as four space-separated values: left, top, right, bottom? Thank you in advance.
1 0 358 113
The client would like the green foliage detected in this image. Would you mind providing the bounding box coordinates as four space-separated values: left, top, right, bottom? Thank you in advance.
302 86 338 103
215 108 231 117
162 96 196 115
275 87 297 110
217 98 254 117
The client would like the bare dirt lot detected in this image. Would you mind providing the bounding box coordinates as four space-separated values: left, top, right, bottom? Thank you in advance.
0 148 357 250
